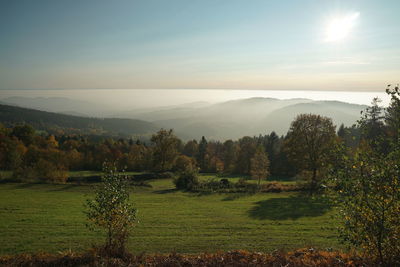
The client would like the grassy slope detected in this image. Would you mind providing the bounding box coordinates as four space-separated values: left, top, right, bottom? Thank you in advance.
0 174 340 255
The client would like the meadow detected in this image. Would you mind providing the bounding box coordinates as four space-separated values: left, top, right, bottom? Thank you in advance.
0 172 340 255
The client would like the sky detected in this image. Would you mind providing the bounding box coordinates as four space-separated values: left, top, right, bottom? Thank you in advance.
0 0 399 91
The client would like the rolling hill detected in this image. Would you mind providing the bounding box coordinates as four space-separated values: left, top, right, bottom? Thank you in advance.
0 104 158 137
124 98 366 140
0 97 367 140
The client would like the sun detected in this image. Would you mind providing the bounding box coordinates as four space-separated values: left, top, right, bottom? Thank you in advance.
325 12 359 42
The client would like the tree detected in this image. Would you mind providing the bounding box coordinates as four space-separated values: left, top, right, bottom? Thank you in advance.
85 164 137 256
337 123 346 139
11 124 35 146
358 97 385 145
250 146 270 187
174 154 197 172
183 140 199 158
236 136 257 174
150 129 180 172
262 132 281 176
330 144 400 266
385 84 400 143
222 140 238 174
125 143 150 171
284 114 337 192
197 136 208 171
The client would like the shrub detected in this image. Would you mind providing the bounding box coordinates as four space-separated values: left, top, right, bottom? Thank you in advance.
234 178 258 193
85 164 137 257
330 145 400 266
173 169 199 190
197 178 233 192
260 182 303 193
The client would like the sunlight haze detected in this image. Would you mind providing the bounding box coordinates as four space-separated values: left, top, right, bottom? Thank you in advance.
1 0 399 91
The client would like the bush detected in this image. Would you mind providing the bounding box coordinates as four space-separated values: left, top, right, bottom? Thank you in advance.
173 169 199 190
197 178 233 192
260 182 304 193
234 178 259 193
330 145 400 266
195 178 304 194
85 164 137 257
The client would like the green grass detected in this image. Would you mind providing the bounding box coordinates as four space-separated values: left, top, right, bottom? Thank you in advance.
0 174 340 255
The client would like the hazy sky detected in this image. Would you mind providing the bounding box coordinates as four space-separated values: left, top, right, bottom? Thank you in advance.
1 0 399 91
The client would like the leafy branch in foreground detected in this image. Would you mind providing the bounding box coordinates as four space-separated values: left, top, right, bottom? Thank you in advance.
330 143 400 266
85 163 137 256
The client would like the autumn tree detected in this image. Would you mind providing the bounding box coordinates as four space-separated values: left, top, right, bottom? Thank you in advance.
250 146 270 187
124 143 151 171
182 140 199 158
174 154 197 172
285 114 337 192
151 129 180 172
236 136 257 174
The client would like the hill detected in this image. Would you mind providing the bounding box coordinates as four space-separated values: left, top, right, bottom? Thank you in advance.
0 97 367 140
0 96 115 117
0 104 158 137
123 98 366 140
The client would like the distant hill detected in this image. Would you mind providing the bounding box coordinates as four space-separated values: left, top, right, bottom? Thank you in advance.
122 98 367 140
0 104 158 137
0 96 116 117
0 97 367 140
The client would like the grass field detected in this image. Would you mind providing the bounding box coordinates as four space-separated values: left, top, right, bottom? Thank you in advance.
0 172 341 255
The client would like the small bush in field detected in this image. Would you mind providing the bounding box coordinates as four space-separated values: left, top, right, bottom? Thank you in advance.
260 181 303 193
85 163 137 257
173 169 199 190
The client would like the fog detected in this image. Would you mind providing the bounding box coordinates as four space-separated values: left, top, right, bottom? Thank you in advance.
0 89 390 110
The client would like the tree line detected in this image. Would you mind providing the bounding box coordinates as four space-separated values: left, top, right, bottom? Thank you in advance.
0 124 296 183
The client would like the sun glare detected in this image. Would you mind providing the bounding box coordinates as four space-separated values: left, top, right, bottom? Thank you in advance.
325 12 359 42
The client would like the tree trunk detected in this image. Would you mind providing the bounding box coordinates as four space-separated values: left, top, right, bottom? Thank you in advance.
310 168 317 194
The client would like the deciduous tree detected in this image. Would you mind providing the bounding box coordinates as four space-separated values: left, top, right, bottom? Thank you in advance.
151 129 180 172
86 164 137 256
250 146 270 187
285 114 337 192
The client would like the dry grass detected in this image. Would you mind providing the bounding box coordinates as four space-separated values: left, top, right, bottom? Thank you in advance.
0 248 373 267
